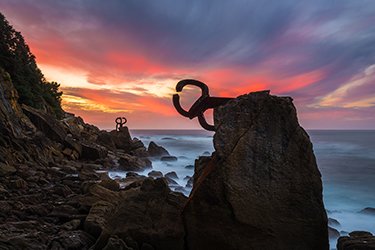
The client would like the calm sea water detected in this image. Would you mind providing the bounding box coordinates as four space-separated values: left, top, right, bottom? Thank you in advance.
110 129 375 243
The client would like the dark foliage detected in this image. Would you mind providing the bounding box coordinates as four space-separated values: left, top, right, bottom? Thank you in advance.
0 12 63 117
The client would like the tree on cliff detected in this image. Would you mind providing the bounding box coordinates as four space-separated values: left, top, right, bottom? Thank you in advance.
0 12 63 117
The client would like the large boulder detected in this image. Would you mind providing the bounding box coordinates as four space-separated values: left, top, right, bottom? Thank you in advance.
118 154 152 172
82 178 187 249
183 91 328 250
147 141 170 157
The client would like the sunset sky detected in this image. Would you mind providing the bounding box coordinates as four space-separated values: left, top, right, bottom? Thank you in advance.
1 0 374 129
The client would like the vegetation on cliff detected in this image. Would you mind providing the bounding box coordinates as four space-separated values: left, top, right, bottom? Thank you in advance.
0 12 63 117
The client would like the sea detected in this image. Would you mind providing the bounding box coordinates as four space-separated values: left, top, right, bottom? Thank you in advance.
109 129 375 247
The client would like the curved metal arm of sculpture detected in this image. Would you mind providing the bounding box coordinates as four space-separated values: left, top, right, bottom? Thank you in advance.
172 79 233 131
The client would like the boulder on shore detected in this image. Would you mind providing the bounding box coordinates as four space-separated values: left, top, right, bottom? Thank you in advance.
147 141 170 157
337 231 375 250
82 178 187 249
183 91 329 250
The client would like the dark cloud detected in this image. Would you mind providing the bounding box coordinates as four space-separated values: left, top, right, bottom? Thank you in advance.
1 0 375 128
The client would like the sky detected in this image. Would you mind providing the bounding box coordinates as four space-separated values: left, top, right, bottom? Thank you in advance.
0 0 374 129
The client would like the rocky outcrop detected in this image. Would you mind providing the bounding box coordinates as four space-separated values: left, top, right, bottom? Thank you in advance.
81 178 187 249
183 91 328 250
359 207 375 215
147 141 170 157
0 68 36 140
337 231 375 250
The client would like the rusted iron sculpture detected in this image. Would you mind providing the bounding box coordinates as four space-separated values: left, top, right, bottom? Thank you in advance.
173 79 233 131
115 117 127 131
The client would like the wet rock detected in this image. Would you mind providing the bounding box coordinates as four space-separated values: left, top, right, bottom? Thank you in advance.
329 226 340 239
359 207 375 215
148 170 163 178
184 165 194 169
165 171 178 180
118 154 152 172
183 91 328 250
147 141 170 157
202 151 211 156
183 175 191 181
165 177 178 186
174 186 187 194
337 231 375 250
185 177 193 188
160 156 177 162
328 218 341 227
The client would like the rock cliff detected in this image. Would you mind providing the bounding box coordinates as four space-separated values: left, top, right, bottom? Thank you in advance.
183 91 329 250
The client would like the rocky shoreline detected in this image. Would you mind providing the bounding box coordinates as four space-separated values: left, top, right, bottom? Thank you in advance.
1 69 375 249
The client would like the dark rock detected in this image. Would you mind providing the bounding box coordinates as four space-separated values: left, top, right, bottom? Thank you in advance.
329 226 340 239
165 177 178 185
141 243 155 250
22 105 67 143
61 219 81 231
148 170 163 178
49 230 95 250
118 154 152 172
96 131 116 150
185 177 193 188
184 165 194 169
83 179 187 249
174 186 187 194
161 137 175 140
49 204 81 220
202 151 211 156
183 175 191 181
337 231 375 250
165 171 178 180
147 141 170 157
99 179 120 191
183 91 328 250
0 162 16 176
160 156 177 162
103 236 133 250
328 218 341 227
359 207 375 215
80 141 108 161
110 127 133 150
131 137 146 151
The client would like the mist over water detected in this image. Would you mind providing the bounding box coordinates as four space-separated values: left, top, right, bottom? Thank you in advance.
309 130 375 244
110 129 375 241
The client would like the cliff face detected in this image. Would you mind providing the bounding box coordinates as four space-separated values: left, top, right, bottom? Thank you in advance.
183 91 329 250
0 68 35 140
